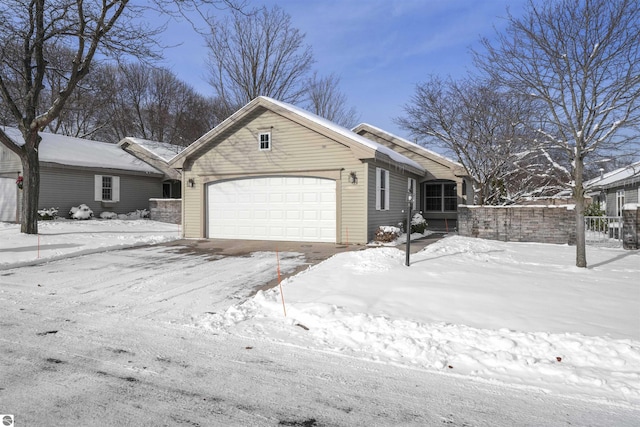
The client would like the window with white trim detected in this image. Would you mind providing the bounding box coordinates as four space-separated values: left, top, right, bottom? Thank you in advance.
408 178 417 210
259 132 271 151
94 175 120 202
376 168 390 210
616 189 625 216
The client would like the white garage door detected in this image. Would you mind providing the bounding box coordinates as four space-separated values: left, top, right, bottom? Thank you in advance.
0 178 17 222
207 177 336 242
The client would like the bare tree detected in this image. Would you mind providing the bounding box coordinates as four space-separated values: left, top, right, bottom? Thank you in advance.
303 72 360 128
475 0 640 267
397 75 566 205
100 63 218 145
0 0 162 234
43 46 117 138
205 5 314 116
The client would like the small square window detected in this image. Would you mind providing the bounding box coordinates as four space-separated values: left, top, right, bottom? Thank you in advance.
259 132 271 151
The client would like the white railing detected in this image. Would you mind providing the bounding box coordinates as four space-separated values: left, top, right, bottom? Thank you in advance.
584 216 623 246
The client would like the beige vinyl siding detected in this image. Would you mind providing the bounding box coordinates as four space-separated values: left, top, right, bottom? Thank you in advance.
191 109 360 176
366 160 419 240
39 166 162 217
339 165 367 244
181 171 204 238
184 108 368 243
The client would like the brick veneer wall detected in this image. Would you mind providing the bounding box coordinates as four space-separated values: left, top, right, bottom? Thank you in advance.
458 205 577 245
622 206 640 250
149 198 181 224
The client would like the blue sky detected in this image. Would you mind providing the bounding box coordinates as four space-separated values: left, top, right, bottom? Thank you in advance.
155 0 528 142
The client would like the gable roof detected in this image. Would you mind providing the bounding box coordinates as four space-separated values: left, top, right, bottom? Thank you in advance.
118 137 185 163
118 137 183 180
352 123 467 176
1 127 162 175
585 161 640 190
169 96 425 175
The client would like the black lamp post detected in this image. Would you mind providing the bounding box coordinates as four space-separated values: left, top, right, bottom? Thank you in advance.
405 190 413 266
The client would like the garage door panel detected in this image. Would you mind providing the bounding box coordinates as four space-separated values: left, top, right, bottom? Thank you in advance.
0 178 17 222
207 177 336 243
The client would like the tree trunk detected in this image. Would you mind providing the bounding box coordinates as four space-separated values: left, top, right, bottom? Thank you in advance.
574 156 587 268
19 133 41 235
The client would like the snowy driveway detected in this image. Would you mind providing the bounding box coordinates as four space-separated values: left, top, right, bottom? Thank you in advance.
1 241 639 425
0 245 636 426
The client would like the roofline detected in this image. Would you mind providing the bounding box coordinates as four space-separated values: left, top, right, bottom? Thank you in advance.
40 161 164 177
169 97 425 175
117 136 184 165
352 123 466 173
585 161 640 189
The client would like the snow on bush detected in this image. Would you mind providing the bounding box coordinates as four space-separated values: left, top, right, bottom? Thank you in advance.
410 212 427 234
69 204 93 220
99 211 118 219
375 226 402 243
117 209 149 220
37 207 58 220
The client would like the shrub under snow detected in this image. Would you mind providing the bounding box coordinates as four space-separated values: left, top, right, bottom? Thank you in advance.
117 209 149 220
99 211 118 219
69 204 93 220
37 207 59 220
375 226 402 243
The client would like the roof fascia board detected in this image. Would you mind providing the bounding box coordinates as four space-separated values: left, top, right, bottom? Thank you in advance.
354 123 462 171
40 161 164 177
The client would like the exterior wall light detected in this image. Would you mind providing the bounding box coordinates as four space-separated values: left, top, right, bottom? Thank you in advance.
349 171 358 184
187 178 195 188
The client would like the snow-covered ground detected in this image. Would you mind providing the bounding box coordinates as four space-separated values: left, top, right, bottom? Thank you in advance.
0 219 180 268
1 219 638 414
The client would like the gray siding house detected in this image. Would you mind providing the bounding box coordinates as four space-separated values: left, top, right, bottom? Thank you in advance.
169 96 427 244
0 127 163 222
353 123 472 231
586 161 640 216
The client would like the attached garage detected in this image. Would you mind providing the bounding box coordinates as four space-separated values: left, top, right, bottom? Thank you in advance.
169 96 426 244
0 177 17 222
207 176 336 242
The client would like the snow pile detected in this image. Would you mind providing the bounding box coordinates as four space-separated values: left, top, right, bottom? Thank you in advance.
69 204 93 220
203 236 640 405
0 219 180 268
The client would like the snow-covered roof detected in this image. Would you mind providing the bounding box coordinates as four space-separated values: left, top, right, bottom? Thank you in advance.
119 137 185 163
585 161 640 189
2 127 162 174
353 122 463 168
265 98 425 172
170 96 425 174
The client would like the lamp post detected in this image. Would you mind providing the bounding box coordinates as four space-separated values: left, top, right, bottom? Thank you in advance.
405 190 413 267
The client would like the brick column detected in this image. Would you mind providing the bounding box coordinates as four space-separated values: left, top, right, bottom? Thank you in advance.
622 206 639 250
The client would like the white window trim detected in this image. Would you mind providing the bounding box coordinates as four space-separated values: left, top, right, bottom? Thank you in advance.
616 189 625 216
258 132 271 151
376 167 390 211
408 178 417 210
94 175 120 202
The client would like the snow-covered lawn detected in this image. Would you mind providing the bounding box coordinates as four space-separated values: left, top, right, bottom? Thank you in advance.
0 219 180 268
204 236 640 406
1 219 638 409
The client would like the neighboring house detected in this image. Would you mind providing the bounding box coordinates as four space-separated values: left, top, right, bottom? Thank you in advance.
0 127 164 222
168 96 426 244
353 123 472 230
585 161 640 216
118 137 184 199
